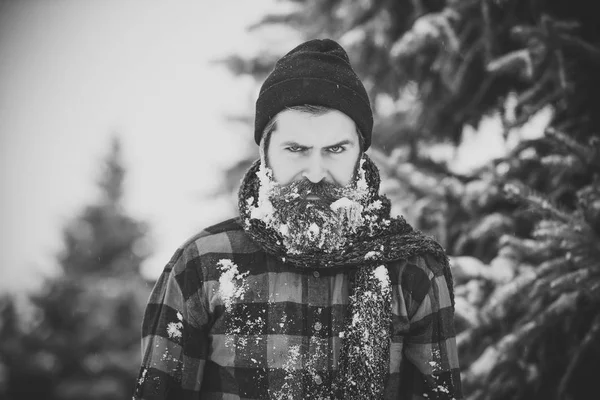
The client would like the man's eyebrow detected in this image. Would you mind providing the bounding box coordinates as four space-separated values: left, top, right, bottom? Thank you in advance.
279 139 355 148
325 139 353 147
280 141 309 147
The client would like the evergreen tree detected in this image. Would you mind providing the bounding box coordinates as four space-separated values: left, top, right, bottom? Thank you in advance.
0 136 153 400
220 1 600 398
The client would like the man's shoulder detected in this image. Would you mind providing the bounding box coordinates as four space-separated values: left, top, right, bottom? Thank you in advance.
409 252 449 278
387 251 448 281
198 216 245 237
178 216 262 257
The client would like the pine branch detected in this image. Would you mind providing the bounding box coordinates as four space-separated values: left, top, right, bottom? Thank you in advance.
409 0 424 18
583 279 600 301
509 24 545 45
433 9 462 52
478 268 537 324
498 235 553 261
247 10 305 30
540 154 581 169
538 15 576 82
480 257 570 325
548 268 592 294
554 47 569 91
557 312 600 398
480 0 495 63
447 39 484 95
368 148 446 198
390 8 461 58
531 219 567 241
456 279 488 307
497 291 579 353
531 215 600 260
348 0 386 29
464 344 500 386
512 69 554 113
529 258 581 299
539 14 580 34
486 49 533 79
557 32 600 64
455 296 480 328
493 138 543 166
468 213 514 244
545 126 597 165
504 89 562 131
503 181 573 222
450 255 490 282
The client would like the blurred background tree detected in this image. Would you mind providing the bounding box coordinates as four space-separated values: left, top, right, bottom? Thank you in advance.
217 0 600 399
0 137 153 400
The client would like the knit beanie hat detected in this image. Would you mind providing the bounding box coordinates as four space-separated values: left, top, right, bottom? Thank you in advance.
254 39 373 150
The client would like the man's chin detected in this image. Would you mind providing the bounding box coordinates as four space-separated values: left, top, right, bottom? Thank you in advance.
274 215 349 254
276 207 372 254
257 182 369 254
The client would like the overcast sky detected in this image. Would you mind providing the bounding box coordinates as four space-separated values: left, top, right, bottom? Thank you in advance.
0 0 300 293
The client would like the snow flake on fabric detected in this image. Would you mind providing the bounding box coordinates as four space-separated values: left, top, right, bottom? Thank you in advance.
373 265 390 291
217 259 249 310
166 321 183 339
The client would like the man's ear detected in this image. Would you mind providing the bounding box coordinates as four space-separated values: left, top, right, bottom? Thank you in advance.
259 135 267 168
259 138 266 161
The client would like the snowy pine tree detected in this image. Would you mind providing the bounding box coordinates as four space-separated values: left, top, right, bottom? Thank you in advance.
0 137 153 400
220 1 600 398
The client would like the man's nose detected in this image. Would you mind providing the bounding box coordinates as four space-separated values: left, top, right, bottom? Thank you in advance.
302 153 326 183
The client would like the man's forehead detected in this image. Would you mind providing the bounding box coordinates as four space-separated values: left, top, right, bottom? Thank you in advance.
271 109 359 144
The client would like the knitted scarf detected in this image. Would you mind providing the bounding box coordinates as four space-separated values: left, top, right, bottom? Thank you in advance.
238 155 454 400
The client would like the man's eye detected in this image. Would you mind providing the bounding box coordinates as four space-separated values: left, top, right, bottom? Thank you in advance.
328 146 345 154
286 146 305 153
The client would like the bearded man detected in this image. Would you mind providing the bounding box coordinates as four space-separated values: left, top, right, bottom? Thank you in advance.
134 39 462 400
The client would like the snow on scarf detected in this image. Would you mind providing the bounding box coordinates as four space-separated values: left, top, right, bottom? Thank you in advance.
238 154 454 400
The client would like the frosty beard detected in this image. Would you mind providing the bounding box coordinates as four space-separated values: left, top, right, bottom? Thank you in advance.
248 160 371 255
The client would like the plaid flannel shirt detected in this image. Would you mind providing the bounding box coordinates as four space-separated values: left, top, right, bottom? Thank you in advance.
134 218 462 399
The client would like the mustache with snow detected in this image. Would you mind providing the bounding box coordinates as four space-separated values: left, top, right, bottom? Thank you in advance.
247 160 379 254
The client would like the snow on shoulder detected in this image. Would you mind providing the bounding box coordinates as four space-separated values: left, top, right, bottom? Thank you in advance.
217 259 249 310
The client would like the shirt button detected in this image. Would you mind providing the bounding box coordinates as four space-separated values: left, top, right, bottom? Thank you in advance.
313 270 320 278
314 374 323 385
314 322 322 331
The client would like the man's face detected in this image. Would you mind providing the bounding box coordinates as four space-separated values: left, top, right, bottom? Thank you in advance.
252 108 368 254
266 109 361 188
